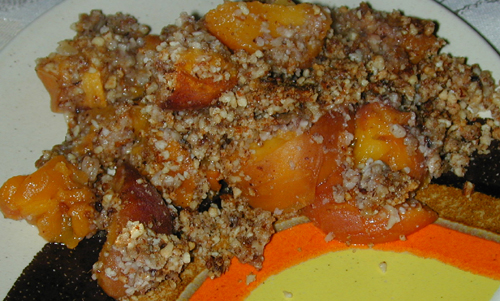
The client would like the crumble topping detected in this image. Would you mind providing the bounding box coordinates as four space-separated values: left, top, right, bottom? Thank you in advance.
92 221 191 296
2 1 499 299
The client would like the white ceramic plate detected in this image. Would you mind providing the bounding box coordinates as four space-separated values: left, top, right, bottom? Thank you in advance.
0 0 499 299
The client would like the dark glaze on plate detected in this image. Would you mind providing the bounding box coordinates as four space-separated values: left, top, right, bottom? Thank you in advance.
5 231 113 301
434 141 500 198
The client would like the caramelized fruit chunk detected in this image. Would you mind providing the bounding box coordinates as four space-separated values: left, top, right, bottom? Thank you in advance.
111 162 175 235
94 162 176 299
204 1 332 69
239 111 351 212
80 69 107 109
37 60 107 113
301 104 435 244
239 130 322 212
313 111 354 202
401 29 443 64
165 48 238 110
302 199 438 244
354 102 426 180
36 67 64 113
0 156 97 248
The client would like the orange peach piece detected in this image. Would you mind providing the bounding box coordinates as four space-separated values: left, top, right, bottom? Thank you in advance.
36 207 64 244
81 69 107 109
37 62 107 112
0 156 96 248
130 105 149 134
206 170 222 192
36 67 63 113
402 33 441 64
313 111 354 201
354 102 426 180
240 112 350 212
239 130 322 212
173 176 197 208
302 200 438 244
69 202 97 238
139 34 162 52
95 162 175 299
95 217 129 299
204 1 331 59
0 175 27 219
165 48 237 110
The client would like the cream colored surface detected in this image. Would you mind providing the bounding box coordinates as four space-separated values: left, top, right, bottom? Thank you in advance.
247 249 500 301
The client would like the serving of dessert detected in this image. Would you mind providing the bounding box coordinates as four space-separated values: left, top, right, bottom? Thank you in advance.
0 0 499 300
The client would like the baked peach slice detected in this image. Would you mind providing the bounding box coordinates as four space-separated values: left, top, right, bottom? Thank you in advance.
239 111 351 212
0 156 97 248
302 199 438 244
93 162 176 299
313 111 354 202
165 48 238 110
37 60 107 113
302 103 436 244
354 102 426 180
204 1 332 68
239 130 322 212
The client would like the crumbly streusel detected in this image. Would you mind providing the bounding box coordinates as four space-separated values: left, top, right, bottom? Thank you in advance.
31 1 500 299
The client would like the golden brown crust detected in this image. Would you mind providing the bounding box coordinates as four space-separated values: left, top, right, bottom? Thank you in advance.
416 184 500 241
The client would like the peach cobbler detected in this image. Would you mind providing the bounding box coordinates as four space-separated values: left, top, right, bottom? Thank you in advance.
2 1 500 299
